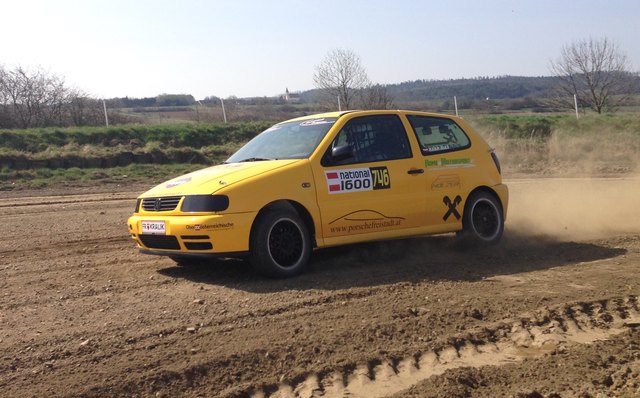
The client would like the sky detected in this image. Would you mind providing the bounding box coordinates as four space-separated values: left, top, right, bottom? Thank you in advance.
2 0 638 100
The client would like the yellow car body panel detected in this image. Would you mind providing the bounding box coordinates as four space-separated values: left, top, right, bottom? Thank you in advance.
128 159 321 253
139 160 301 197
129 211 255 253
127 110 508 269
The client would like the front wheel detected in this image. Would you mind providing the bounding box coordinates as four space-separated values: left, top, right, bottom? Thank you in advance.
458 191 504 246
250 208 311 278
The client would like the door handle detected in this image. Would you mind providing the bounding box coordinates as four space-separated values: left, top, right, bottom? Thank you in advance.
407 168 424 175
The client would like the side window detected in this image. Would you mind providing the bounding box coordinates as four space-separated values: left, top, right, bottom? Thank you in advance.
406 115 471 155
322 115 411 166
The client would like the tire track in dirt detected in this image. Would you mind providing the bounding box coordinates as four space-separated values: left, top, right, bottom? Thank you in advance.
0 192 137 209
1 269 395 397
1 235 129 257
2 180 638 398
243 296 640 398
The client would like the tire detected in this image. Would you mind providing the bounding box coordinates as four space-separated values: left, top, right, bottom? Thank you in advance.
458 191 504 246
249 207 311 278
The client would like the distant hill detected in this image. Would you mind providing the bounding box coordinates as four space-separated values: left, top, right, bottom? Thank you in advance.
108 75 638 110
384 76 560 101
295 76 559 104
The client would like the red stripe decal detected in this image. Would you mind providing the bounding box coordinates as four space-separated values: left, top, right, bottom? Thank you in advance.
329 184 341 192
326 172 339 179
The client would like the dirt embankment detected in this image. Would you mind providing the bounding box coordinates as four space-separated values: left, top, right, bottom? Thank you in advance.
0 148 211 170
0 176 639 398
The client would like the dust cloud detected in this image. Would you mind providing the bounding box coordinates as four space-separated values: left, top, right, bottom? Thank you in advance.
505 175 640 240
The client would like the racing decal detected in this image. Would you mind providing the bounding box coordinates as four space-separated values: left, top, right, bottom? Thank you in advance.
443 195 462 221
425 157 475 170
218 163 245 169
431 175 461 190
329 210 404 234
165 176 192 188
425 144 455 152
299 118 334 126
267 118 335 132
186 222 234 231
325 166 391 194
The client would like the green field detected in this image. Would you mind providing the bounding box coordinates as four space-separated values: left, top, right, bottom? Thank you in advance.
1 113 638 190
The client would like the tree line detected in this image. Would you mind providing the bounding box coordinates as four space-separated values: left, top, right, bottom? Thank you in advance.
0 66 202 129
0 66 108 128
1 37 636 129
312 38 638 115
106 94 196 109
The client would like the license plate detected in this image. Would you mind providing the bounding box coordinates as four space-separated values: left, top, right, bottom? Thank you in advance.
141 221 166 235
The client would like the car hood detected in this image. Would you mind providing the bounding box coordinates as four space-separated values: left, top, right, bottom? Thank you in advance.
139 160 300 197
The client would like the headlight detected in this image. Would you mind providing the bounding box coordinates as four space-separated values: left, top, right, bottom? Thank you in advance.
134 199 141 213
181 195 229 212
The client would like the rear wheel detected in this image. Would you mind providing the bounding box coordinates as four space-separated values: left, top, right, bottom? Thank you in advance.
250 207 311 278
458 191 504 246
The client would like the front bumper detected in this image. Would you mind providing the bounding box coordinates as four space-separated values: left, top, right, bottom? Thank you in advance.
127 212 255 255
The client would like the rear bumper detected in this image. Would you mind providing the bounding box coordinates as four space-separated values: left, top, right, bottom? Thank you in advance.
492 183 509 220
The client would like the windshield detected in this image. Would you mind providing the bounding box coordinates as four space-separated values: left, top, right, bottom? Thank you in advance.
226 117 338 163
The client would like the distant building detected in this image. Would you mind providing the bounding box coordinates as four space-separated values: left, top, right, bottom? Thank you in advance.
282 88 301 103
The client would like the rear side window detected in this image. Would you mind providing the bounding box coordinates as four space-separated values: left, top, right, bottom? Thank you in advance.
406 115 470 155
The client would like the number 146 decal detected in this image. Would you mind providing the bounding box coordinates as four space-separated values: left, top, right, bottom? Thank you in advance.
325 166 391 194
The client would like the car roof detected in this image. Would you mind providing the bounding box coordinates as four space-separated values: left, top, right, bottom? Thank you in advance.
281 110 461 124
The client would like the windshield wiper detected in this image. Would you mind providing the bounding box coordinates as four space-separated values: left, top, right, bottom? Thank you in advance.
237 157 273 162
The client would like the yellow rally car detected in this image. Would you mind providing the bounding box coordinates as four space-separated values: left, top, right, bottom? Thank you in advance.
127 110 508 277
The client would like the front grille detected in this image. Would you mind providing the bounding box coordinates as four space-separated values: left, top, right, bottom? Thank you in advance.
184 242 213 250
139 234 181 250
141 196 182 212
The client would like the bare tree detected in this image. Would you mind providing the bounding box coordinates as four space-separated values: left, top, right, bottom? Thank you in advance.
37 71 67 126
550 37 636 113
0 65 12 126
0 66 103 128
66 89 104 126
0 66 71 127
313 48 370 110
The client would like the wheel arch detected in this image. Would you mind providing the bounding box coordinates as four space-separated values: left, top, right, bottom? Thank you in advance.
251 199 317 248
464 186 504 217
457 185 505 246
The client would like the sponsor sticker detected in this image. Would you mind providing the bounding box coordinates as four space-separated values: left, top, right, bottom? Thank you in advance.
425 144 454 152
431 175 461 190
325 166 391 194
425 157 475 169
166 177 191 188
300 118 333 126
328 210 405 234
186 222 234 231
443 195 462 221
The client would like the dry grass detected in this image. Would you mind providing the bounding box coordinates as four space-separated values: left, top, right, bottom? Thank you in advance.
471 113 640 177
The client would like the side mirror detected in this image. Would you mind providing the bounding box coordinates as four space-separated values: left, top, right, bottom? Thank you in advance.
331 144 354 163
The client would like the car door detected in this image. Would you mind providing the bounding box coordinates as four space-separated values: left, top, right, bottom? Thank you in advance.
405 114 472 228
312 114 426 241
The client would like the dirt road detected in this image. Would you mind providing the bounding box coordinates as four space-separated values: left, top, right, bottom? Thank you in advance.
1 177 639 398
